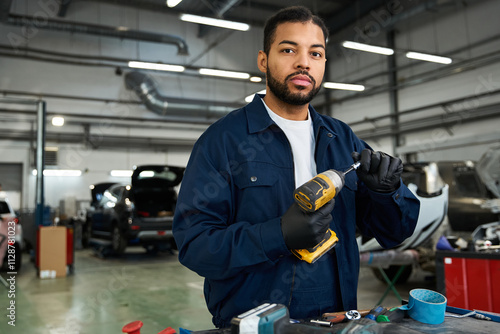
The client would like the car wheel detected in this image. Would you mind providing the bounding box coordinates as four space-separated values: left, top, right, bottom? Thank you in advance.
111 225 127 255
372 265 412 284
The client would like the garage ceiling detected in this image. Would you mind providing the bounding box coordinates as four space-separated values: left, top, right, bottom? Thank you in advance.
57 0 362 33
0 0 401 121
1 0 499 151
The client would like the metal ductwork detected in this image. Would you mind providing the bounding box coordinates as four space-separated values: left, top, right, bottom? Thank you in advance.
4 13 189 55
124 71 236 120
217 0 244 17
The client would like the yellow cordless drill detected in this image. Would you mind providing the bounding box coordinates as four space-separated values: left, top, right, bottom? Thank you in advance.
291 162 360 263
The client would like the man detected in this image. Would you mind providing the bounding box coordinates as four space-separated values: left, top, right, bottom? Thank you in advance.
173 6 420 328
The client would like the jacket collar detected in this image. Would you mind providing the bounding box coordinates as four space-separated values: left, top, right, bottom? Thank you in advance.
245 94 337 138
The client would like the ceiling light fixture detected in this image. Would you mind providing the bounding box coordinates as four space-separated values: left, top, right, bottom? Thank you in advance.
342 41 394 56
166 0 183 8
323 82 365 91
250 76 262 83
180 14 250 31
128 61 185 72
199 68 250 79
110 170 133 177
51 116 64 126
406 51 452 64
32 169 82 176
245 89 266 103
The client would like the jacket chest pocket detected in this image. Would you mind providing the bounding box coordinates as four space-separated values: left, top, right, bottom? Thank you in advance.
343 172 358 193
338 171 357 207
232 161 281 223
333 171 358 234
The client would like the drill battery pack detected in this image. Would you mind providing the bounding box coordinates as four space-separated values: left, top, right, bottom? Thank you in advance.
291 229 339 263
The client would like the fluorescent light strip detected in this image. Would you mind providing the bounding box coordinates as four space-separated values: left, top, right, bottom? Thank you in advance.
245 89 266 103
32 169 82 176
110 170 133 177
342 41 394 56
139 171 155 177
180 14 250 31
52 116 64 126
323 82 365 91
199 68 250 79
406 51 452 64
128 61 185 72
166 0 183 8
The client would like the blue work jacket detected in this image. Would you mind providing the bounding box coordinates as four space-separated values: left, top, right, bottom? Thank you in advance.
173 95 420 328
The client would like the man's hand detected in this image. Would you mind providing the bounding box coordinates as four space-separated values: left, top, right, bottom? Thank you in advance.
352 149 403 193
281 200 335 249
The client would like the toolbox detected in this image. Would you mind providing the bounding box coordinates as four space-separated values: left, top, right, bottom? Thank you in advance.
436 250 500 313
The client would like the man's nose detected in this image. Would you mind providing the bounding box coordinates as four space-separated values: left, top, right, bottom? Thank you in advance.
294 51 310 70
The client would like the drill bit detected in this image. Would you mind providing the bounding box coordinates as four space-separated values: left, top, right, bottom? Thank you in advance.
474 313 492 321
344 161 361 175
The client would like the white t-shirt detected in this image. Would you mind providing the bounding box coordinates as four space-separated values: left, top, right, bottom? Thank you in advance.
262 99 316 188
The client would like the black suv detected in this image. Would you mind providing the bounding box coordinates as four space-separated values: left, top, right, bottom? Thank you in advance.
88 165 184 254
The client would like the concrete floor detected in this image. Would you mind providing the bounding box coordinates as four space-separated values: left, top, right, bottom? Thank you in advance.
0 247 435 333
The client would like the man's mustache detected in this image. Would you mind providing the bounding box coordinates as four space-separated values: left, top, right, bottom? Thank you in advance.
285 71 316 86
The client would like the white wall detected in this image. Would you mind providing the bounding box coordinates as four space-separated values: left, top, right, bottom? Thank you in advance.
0 140 192 209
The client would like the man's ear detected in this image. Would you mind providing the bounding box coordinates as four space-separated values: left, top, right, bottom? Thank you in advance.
257 50 267 73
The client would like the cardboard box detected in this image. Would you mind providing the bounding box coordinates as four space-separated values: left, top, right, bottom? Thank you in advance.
39 226 67 278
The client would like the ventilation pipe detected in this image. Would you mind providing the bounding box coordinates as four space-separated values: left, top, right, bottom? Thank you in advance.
4 13 189 55
124 71 236 120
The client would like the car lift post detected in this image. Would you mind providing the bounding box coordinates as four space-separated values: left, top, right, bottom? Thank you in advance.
35 100 46 228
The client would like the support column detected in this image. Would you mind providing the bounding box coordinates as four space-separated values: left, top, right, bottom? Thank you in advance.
387 30 400 155
35 100 46 227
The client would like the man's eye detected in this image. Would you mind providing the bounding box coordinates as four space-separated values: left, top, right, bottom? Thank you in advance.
282 49 294 54
311 52 323 58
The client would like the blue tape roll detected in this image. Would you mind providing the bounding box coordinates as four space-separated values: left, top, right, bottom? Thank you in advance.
400 289 447 324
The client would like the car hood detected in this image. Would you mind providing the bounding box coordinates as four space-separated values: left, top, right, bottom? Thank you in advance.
131 165 184 188
476 145 500 198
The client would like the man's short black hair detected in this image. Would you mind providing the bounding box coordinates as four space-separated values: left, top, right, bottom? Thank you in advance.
263 6 329 55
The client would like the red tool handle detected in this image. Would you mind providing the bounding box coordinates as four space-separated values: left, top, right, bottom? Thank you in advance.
158 327 176 334
323 314 346 324
122 320 143 334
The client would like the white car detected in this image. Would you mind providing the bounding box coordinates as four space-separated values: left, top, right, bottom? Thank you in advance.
357 162 449 283
0 197 23 271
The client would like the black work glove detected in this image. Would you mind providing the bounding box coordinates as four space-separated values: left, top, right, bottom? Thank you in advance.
281 200 335 249
351 149 403 193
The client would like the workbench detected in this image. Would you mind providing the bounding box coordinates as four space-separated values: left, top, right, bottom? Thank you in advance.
190 313 500 334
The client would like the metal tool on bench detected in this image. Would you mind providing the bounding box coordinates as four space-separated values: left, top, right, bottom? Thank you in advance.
292 162 360 263
445 305 498 322
322 310 362 324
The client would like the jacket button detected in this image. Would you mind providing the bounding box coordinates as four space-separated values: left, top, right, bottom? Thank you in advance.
250 176 257 182
327 133 333 138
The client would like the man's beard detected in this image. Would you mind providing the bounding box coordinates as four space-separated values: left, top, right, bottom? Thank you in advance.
266 68 322 106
